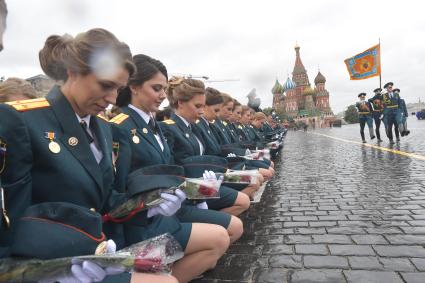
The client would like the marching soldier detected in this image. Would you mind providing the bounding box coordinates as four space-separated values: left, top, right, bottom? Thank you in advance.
368 88 384 142
394 88 410 136
382 82 402 144
356 93 375 143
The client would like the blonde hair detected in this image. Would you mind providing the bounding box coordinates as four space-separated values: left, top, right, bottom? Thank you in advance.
221 93 233 106
167 77 205 109
39 28 135 81
241 105 252 115
253 112 266 120
0 77 37 103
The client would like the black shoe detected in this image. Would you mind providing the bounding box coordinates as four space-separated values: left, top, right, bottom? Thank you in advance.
396 138 400 142
406 130 410 136
377 139 383 142
389 140 395 144
362 140 367 143
371 136 376 140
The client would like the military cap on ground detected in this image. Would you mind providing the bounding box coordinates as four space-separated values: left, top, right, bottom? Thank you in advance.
358 92 367 97
373 88 382 93
383 82 394 89
11 202 105 259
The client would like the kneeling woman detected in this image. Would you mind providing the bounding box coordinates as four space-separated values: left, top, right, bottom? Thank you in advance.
160 78 251 217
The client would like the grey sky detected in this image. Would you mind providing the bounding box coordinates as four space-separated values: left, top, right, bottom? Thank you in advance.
1 0 424 113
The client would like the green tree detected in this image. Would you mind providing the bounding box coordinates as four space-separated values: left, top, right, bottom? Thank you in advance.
344 104 359 124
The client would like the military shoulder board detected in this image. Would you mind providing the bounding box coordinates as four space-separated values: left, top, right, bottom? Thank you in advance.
162 119 175 125
109 113 129 125
195 119 200 124
5 98 50 112
223 121 228 126
97 114 109 122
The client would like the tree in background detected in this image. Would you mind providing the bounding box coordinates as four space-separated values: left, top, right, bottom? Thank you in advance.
344 104 359 124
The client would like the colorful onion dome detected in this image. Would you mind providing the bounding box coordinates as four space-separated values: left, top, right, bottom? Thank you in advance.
314 71 326 85
303 85 315 95
271 79 284 94
283 77 296 91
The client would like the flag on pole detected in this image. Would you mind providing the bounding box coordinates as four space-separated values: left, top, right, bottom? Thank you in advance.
344 44 381 80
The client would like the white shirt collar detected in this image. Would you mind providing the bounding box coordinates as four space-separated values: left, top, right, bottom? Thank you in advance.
176 114 190 127
76 114 91 126
129 104 151 124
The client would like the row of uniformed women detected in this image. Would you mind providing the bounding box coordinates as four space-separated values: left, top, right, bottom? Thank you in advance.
0 28 278 283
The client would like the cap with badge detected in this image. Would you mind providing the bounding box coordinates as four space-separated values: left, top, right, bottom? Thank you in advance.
11 202 105 259
383 82 394 89
373 88 382 93
358 92 367 98
393 88 400 93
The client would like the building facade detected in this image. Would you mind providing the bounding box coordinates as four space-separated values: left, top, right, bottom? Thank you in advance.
272 44 335 127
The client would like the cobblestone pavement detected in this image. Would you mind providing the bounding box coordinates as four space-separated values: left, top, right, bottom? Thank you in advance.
193 119 425 283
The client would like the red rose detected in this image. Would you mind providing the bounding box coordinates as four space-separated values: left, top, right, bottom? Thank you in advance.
134 258 162 272
198 185 217 197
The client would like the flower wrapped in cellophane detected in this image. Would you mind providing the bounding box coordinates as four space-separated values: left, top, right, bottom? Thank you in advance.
222 169 259 185
178 178 221 200
0 233 183 282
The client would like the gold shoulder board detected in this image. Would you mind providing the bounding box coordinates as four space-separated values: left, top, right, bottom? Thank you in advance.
195 119 200 124
97 114 109 122
5 98 50 112
162 119 175 125
238 125 243 129
109 113 129 125
223 121 228 126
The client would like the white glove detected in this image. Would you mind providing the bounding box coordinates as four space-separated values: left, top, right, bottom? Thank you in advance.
40 240 124 283
196 201 209 210
227 153 237 157
202 170 224 188
147 189 186 218
245 149 251 155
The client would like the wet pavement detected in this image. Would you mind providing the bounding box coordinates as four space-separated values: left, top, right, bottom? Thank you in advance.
193 118 425 283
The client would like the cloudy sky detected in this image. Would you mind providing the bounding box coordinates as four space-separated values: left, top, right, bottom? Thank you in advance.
1 0 424 113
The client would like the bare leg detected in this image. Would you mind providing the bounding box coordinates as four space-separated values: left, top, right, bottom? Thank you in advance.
226 215 244 244
172 223 230 283
131 273 178 283
221 191 250 216
241 182 260 199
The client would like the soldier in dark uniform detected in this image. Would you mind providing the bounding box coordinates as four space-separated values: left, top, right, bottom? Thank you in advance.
0 29 179 283
356 93 375 143
368 88 384 142
394 88 410 136
382 82 402 144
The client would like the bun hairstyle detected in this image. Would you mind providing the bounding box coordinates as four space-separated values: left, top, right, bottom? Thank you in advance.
39 28 135 82
116 54 168 107
0 77 37 103
205 87 223 106
166 77 205 109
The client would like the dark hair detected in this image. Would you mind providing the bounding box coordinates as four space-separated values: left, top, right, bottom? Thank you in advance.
205 87 223 106
39 28 135 81
156 107 173 121
166 77 205 109
116 54 168 107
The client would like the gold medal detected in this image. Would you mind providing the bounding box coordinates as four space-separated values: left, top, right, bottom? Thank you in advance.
132 135 140 144
68 137 78 146
95 241 107 255
185 133 190 138
142 128 148 134
49 141 61 154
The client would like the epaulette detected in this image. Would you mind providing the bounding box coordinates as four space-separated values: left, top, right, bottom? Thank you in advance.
97 114 109 122
238 125 243 129
5 98 50 112
223 121 228 126
211 120 216 124
162 119 175 125
109 113 129 125
195 119 200 124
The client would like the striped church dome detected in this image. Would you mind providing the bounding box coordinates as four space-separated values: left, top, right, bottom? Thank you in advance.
283 77 296 91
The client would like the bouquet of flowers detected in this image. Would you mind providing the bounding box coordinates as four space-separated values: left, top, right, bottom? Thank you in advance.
0 233 183 282
178 178 220 200
103 177 220 223
222 169 259 185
